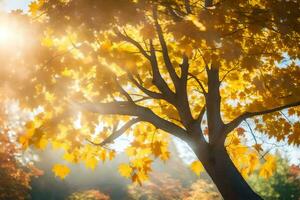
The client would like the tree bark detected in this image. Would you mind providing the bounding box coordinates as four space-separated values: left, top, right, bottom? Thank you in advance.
192 143 262 200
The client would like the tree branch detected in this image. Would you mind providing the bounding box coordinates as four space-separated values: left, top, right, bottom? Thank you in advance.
180 54 189 83
76 101 189 141
205 67 224 143
188 73 207 95
149 40 175 103
184 0 192 14
196 105 206 124
97 118 141 146
114 77 134 102
153 7 180 87
225 100 300 135
116 30 151 60
128 73 165 100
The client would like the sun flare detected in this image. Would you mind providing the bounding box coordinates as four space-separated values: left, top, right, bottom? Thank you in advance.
0 20 25 49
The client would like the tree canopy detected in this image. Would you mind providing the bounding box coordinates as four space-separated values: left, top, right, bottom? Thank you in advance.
2 0 300 199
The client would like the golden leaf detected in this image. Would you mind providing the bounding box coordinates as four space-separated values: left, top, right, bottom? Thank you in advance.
190 160 204 176
52 164 70 179
118 164 132 178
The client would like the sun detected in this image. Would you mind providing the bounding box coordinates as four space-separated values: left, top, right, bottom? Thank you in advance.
0 20 25 49
0 25 13 44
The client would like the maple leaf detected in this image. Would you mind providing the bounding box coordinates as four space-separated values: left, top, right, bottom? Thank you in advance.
236 127 245 136
52 164 70 179
131 173 141 185
29 2 39 15
190 161 204 176
232 136 240 145
152 141 162 157
248 152 259 172
259 155 276 179
109 150 116 160
253 144 263 152
85 157 98 170
100 150 106 162
118 164 132 178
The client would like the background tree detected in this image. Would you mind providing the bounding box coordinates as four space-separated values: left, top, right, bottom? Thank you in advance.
9 0 300 199
67 190 110 200
0 129 32 200
128 172 189 200
248 155 300 200
0 116 43 200
184 179 222 200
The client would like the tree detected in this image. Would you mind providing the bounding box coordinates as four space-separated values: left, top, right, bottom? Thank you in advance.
248 155 300 200
67 190 110 200
128 172 222 200
184 179 222 200
10 0 300 199
128 172 189 200
0 129 32 200
0 122 43 200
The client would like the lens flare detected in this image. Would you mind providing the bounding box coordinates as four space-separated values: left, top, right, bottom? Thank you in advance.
0 20 26 50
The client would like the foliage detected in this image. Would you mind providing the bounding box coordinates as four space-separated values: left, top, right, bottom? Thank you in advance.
128 172 223 200
67 190 110 200
184 179 222 200
248 156 300 200
0 128 42 200
128 172 189 200
1 0 300 198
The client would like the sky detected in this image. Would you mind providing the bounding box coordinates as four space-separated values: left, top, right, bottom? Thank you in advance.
0 0 31 12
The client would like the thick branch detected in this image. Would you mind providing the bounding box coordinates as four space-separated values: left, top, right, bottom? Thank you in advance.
128 73 165 100
173 54 194 127
153 7 180 87
205 67 224 144
188 73 207 95
180 54 189 83
149 40 175 103
196 105 206 124
77 101 189 141
225 100 300 135
99 118 141 146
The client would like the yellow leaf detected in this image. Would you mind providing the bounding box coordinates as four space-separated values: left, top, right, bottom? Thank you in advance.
160 151 170 161
248 152 259 172
63 152 76 163
36 137 48 150
45 92 56 103
131 173 141 185
259 155 276 179
132 171 148 185
253 143 263 152
152 141 162 157
29 2 39 16
85 157 98 170
100 150 106 162
118 163 132 178
236 127 245 136
41 37 53 47
190 160 204 176
109 150 116 160
52 164 70 179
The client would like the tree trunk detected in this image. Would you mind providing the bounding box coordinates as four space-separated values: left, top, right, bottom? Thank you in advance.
194 144 262 200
